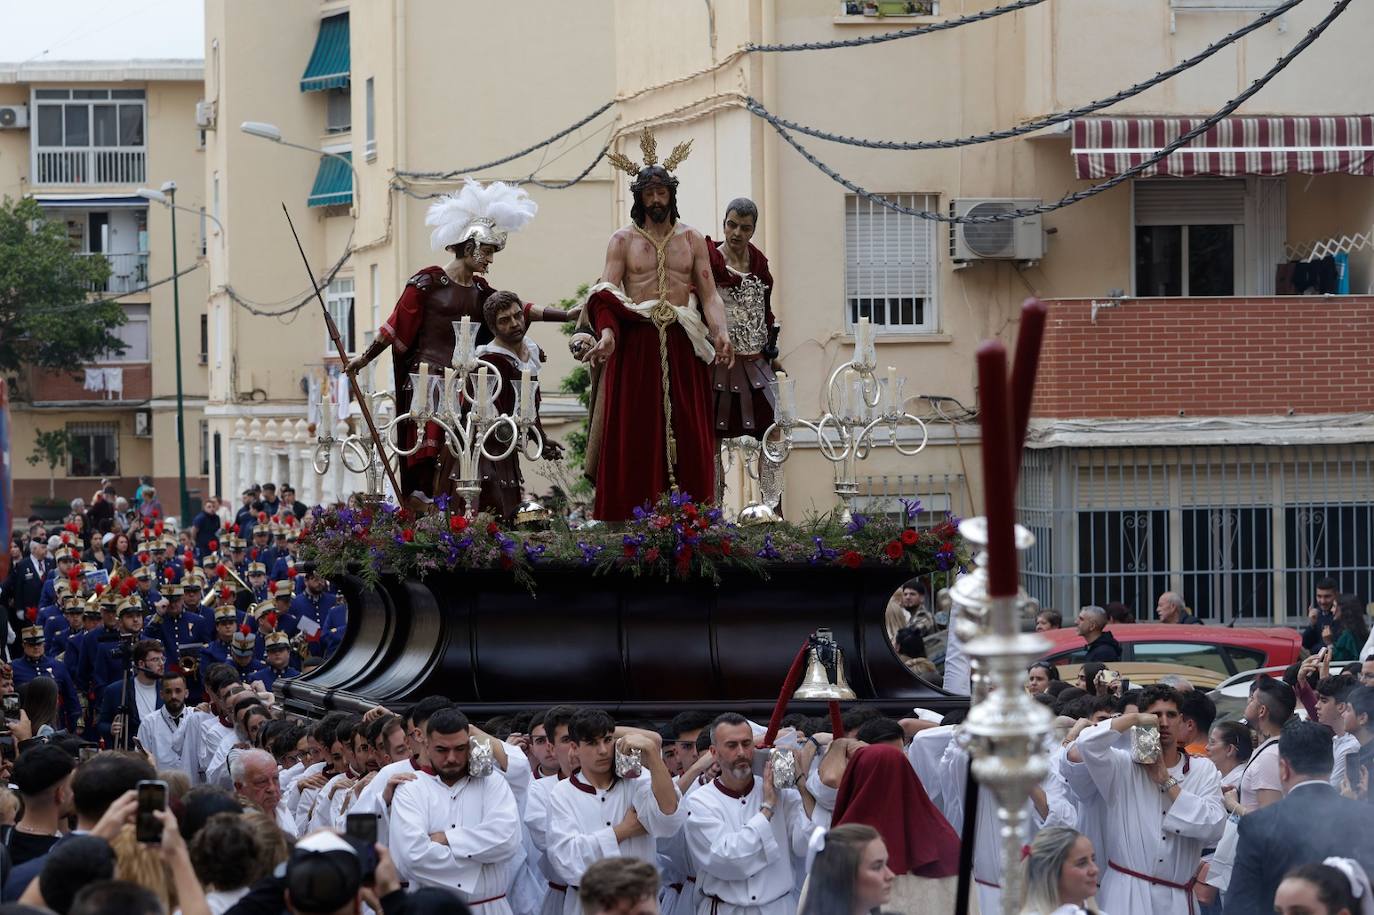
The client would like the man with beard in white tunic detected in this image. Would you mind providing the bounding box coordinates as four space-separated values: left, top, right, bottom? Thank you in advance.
137 672 205 783
1065 683 1225 915
389 707 523 911
546 709 684 915
684 713 810 915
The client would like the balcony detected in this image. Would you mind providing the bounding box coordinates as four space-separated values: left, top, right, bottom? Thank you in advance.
33 147 146 185
81 252 149 294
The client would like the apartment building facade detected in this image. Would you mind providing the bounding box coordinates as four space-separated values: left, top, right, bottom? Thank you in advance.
0 59 210 524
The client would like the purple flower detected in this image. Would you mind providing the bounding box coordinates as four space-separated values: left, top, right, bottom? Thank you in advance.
392 533 406 546
756 535 782 560
578 542 604 565
810 537 839 565
632 505 649 521
669 491 692 509
435 493 451 511
845 513 868 534
706 508 723 523
899 498 922 523
622 534 646 548
935 551 954 572
380 502 398 515
524 542 546 563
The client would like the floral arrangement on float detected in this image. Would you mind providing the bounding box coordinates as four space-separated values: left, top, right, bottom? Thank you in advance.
300 493 967 593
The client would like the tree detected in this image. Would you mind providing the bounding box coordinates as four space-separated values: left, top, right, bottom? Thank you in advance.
0 196 125 383
556 284 594 498
26 427 75 501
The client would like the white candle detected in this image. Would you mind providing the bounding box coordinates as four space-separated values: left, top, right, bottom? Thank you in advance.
520 369 537 422
444 367 456 415
774 371 795 421
476 364 492 419
453 316 476 367
839 368 857 420
886 365 898 413
417 362 430 413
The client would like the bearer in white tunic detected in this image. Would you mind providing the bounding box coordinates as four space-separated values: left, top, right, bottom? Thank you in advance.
941 732 1077 915
1067 691 1226 915
137 674 206 783
684 715 810 915
389 709 523 911
545 713 684 915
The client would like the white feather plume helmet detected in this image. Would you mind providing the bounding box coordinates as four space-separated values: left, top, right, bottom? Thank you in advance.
426 177 539 253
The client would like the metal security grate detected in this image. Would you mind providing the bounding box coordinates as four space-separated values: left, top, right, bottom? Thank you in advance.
1018 444 1374 624
845 193 938 333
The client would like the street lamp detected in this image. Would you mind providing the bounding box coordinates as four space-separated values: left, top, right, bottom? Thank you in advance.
239 120 358 214
137 186 225 240
136 180 192 528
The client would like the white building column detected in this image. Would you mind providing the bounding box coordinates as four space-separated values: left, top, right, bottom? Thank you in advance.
246 419 263 487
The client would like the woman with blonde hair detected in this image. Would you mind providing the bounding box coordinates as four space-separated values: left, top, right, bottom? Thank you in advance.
1020 826 1104 915
110 824 174 912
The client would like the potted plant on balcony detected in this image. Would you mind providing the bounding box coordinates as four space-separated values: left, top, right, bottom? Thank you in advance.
26 428 75 521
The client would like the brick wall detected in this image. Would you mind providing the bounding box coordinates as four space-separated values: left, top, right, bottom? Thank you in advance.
1033 296 1374 419
26 364 152 404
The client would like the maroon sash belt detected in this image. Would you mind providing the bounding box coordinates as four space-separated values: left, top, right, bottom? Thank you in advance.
1109 859 1197 915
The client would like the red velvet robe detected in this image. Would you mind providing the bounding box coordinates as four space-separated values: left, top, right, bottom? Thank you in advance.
588 288 716 521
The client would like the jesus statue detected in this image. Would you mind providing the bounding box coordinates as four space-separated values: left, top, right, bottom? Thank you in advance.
571 129 734 521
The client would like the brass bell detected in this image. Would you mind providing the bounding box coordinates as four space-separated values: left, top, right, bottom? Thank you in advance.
793 628 858 701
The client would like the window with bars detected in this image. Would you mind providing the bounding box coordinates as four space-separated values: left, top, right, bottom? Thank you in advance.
844 193 938 333
326 276 355 354
103 304 150 362
67 422 119 477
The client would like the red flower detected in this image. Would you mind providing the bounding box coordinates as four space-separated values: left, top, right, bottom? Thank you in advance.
683 503 698 519
152 508 160 518
900 528 919 546
721 538 732 556
397 508 411 522
499 555 514 570
941 541 954 554
839 550 862 569
449 516 468 533
884 540 904 561
696 517 710 531
623 544 637 558
401 529 414 542
643 547 660 563
486 522 500 536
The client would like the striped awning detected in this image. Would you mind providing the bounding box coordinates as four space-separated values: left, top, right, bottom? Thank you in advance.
307 153 352 208
300 13 350 92
1072 116 1374 179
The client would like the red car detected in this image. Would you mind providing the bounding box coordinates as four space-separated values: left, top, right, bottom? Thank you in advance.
1037 624 1304 679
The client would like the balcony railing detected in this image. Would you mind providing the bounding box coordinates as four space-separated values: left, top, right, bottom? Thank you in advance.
33 147 146 185
82 252 149 294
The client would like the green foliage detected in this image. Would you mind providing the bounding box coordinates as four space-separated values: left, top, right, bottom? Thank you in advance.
0 196 125 378
26 427 75 499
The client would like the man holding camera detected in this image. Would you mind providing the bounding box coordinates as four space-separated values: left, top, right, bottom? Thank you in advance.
97 638 164 748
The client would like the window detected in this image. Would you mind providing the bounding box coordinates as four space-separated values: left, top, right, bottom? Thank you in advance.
364 77 376 159
326 88 351 134
1226 647 1265 673
325 276 356 354
67 422 119 477
199 420 210 475
844 193 938 333
840 1 939 14
199 314 209 363
32 89 146 184
1133 180 1244 297
1130 642 1230 676
1076 509 1171 615
1180 506 1272 623
104 304 150 362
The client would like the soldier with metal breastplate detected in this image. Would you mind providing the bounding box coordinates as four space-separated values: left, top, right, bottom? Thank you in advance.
705 197 782 509
345 178 575 501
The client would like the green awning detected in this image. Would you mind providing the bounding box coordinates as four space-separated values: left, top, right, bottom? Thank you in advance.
307 153 352 208
300 14 350 92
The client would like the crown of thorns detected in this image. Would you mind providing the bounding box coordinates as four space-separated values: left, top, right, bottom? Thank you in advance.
607 128 693 182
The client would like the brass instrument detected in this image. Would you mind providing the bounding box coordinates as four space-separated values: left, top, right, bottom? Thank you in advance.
202 563 254 607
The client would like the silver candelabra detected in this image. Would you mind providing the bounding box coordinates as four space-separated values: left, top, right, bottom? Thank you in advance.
940 517 1052 915
759 317 930 521
312 315 545 514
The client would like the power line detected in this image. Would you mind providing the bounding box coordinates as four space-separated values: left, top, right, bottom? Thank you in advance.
395 102 616 180
755 0 1351 223
745 0 1304 150
223 231 353 317
745 0 1048 52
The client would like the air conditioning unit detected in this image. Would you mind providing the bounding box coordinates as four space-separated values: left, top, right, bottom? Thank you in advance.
948 198 1045 265
0 105 28 130
195 99 216 130
134 409 152 438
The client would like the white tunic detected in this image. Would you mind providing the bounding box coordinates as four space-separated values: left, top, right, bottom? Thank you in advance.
684 777 809 915
545 771 685 915
1073 719 1226 915
138 707 206 784
906 724 958 819
389 770 522 912
941 738 1077 914
286 761 327 836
